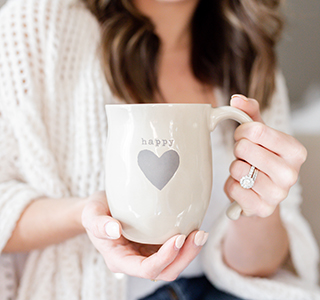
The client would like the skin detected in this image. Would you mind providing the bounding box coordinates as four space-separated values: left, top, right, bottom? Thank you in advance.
3 0 307 282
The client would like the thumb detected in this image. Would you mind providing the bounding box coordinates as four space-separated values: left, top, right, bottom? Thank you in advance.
89 216 122 240
230 94 264 123
82 200 122 240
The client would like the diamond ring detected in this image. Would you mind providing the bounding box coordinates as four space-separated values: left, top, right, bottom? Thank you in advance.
240 165 258 189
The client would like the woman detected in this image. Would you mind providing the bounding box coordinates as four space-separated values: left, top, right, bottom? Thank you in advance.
0 0 319 299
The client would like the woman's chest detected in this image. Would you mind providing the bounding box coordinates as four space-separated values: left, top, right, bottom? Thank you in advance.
157 52 216 105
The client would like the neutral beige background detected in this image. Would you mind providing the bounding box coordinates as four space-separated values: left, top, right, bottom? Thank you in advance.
278 0 320 108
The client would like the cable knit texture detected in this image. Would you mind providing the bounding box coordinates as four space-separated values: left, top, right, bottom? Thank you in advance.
0 0 126 299
0 0 319 299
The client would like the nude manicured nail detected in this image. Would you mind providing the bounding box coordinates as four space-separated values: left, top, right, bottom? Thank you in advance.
231 94 248 101
105 222 120 239
194 231 209 247
175 235 186 249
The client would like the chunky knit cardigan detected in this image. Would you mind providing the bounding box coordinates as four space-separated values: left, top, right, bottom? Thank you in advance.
0 0 319 299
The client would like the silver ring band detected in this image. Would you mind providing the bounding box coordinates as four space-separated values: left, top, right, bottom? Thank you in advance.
240 166 258 189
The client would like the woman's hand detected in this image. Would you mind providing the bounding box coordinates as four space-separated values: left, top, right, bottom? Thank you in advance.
225 94 307 218
221 94 303 276
82 191 209 281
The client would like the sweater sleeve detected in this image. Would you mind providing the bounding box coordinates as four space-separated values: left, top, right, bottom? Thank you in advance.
0 0 101 253
264 72 319 284
0 0 60 252
201 72 320 300
0 0 106 253
0 5 42 253
0 97 43 252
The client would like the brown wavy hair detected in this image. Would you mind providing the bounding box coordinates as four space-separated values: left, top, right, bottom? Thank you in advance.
83 0 284 109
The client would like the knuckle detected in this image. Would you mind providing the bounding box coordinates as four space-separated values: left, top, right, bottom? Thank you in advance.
241 203 258 217
282 166 298 188
267 186 288 205
256 203 275 218
285 138 307 165
90 221 104 238
295 143 308 164
228 180 239 199
141 268 158 280
242 210 254 217
230 160 245 180
81 203 100 228
251 98 260 110
140 260 160 280
250 122 267 142
272 187 288 203
242 204 258 217
234 139 250 159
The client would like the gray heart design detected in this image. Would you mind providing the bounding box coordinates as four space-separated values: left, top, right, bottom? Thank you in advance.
138 150 180 190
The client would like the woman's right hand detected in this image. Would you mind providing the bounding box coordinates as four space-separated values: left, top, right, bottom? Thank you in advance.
81 191 209 281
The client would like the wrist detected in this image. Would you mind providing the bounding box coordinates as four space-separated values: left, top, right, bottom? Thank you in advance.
223 206 289 277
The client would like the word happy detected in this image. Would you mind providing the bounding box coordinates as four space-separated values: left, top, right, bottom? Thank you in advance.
141 138 175 147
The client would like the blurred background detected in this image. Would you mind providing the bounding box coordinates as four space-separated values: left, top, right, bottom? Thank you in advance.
276 1 320 266
1 0 319 274
279 0 320 110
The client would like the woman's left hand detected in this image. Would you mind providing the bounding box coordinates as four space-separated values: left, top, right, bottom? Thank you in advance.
82 191 208 281
225 94 307 218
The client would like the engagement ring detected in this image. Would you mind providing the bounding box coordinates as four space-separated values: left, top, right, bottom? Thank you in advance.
240 165 258 189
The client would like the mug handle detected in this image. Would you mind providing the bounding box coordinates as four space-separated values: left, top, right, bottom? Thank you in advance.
210 106 253 221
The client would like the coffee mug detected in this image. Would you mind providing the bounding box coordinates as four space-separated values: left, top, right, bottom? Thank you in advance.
105 104 251 244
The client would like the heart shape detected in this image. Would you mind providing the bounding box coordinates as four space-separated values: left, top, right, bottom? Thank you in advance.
137 150 180 191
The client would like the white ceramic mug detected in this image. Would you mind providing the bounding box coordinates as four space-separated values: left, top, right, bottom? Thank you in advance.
105 104 252 244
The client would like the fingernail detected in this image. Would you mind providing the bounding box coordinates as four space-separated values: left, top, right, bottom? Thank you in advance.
105 222 120 239
231 94 248 101
175 235 186 249
194 231 209 247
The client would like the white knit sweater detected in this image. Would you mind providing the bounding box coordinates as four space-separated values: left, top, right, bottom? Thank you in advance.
0 0 319 299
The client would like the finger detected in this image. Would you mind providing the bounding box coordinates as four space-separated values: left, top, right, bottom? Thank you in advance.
113 234 186 279
140 235 186 280
157 231 209 281
224 176 276 218
84 215 122 240
230 94 264 123
234 122 307 167
233 138 299 189
230 160 288 206
82 200 122 239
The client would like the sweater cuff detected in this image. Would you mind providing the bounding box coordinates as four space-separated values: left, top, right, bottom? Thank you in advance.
280 206 319 284
201 207 320 300
0 180 43 252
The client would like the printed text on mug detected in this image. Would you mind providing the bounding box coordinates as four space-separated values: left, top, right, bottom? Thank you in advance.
141 138 175 147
